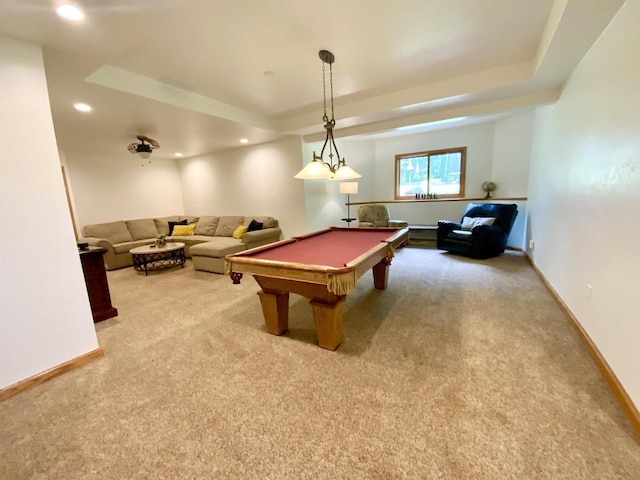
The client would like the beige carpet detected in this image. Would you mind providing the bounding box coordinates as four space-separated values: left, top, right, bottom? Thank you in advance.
1 246 639 479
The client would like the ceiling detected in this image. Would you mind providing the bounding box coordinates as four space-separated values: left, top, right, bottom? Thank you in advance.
0 0 625 160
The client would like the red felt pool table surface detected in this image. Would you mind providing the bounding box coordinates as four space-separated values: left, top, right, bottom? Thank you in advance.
245 227 401 268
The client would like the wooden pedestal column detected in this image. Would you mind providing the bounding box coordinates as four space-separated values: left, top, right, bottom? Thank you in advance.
257 291 289 335
79 247 118 323
311 298 345 351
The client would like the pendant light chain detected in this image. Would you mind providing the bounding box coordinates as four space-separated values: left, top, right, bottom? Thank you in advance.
329 61 335 122
328 60 335 160
322 61 328 122
324 60 334 159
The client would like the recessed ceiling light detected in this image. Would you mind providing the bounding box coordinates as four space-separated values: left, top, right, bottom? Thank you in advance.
174 152 183 157
56 4 84 21
73 102 92 112
240 138 249 144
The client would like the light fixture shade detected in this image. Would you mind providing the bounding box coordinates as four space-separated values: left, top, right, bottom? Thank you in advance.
339 182 358 194
331 164 362 180
294 160 333 179
138 151 151 159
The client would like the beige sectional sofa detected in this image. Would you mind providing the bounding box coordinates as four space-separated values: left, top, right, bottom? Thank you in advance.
80 215 281 273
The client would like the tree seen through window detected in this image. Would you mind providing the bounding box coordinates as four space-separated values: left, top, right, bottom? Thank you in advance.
395 147 466 199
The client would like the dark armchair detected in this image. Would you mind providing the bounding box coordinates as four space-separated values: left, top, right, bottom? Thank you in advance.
437 203 518 258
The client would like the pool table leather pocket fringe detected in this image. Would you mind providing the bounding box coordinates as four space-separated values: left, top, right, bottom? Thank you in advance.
327 272 356 296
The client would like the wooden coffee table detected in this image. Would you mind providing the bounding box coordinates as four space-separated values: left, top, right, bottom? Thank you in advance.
130 242 186 275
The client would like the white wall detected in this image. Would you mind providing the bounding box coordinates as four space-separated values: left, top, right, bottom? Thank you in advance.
493 111 535 198
65 150 184 229
374 122 495 202
0 36 99 388
179 137 308 238
527 1 640 407
490 111 536 249
302 121 530 247
371 123 496 227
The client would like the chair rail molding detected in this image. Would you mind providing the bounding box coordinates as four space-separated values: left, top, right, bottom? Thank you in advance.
348 197 527 206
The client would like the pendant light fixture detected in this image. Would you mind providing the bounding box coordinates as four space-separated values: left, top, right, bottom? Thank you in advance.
294 50 361 180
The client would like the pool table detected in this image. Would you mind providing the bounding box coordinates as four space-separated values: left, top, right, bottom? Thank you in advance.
225 227 409 350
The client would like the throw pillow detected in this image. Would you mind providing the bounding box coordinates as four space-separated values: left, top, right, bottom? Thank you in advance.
232 225 249 239
461 216 496 231
172 223 196 236
154 216 180 236
168 219 188 235
243 216 275 229
247 219 263 232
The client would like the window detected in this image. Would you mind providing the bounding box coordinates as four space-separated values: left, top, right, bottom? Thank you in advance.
395 147 466 199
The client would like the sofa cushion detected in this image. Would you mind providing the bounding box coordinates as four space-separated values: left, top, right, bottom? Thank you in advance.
83 221 132 244
215 216 244 237
154 216 181 236
195 216 220 236
170 234 214 243
168 219 188 235
172 223 196 236
243 216 275 229
114 239 155 254
126 218 158 240
190 239 246 258
180 215 200 225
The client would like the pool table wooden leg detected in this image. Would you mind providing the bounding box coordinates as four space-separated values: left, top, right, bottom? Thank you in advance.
372 258 391 289
310 298 345 351
257 291 289 335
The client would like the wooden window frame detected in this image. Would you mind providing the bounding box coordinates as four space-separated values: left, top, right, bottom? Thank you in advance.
394 146 466 200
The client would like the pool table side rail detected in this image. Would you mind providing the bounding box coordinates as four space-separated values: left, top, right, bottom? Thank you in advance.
227 226 406 261
225 228 408 295
225 230 404 278
229 227 340 259
226 257 348 282
227 235 301 258
225 242 390 279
